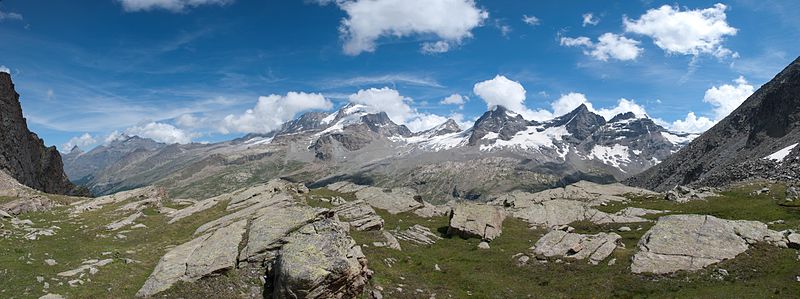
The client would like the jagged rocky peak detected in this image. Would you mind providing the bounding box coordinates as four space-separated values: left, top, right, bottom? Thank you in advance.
468 105 531 145
627 56 800 191
609 112 636 123
550 104 606 140
69 145 83 155
360 112 413 138
416 119 462 137
0 72 83 195
276 111 330 136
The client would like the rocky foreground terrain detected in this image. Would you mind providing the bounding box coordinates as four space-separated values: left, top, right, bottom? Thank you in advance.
1 171 799 298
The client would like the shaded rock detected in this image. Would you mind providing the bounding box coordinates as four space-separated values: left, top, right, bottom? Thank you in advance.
394 224 441 246
631 215 788 274
333 199 384 231
788 232 800 249
533 230 620 264
448 203 506 241
269 218 371 298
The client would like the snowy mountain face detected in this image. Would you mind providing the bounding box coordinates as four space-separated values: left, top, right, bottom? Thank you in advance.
393 104 692 176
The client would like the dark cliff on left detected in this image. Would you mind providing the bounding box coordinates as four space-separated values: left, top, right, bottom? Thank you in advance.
0 72 88 196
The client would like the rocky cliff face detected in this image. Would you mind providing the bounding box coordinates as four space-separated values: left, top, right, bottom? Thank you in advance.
0 73 83 195
627 56 800 191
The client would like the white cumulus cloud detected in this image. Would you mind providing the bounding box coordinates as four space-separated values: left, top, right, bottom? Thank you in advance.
703 76 754 120
117 0 233 12
582 13 599 27
473 75 552 121
124 122 196 144
440 93 467 108
561 33 643 61
61 133 97 152
0 65 9 74
327 0 488 55
347 87 414 124
550 93 649 120
666 76 754 133
624 3 738 58
669 112 716 133
222 92 333 134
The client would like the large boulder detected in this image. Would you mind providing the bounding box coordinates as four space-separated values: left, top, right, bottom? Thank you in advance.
136 219 248 297
448 203 507 241
512 200 654 227
268 218 371 298
533 230 621 264
631 215 788 274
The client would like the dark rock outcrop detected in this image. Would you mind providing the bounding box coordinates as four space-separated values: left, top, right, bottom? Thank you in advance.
0 73 83 195
626 56 800 191
468 106 532 145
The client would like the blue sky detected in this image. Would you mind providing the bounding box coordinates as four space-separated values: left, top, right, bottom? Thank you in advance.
0 0 797 151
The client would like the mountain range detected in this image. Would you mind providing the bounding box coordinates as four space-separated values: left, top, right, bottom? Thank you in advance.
63 98 695 201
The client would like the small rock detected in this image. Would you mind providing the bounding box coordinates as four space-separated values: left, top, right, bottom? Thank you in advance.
717 269 729 276
607 258 616 266
477 241 491 249
131 223 147 229
36 276 44 283
370 290 383 299
434 264 441 272
44 259 57 266
516 255 530 267
0 210 11 218
38 294 64 299
618 226 632 232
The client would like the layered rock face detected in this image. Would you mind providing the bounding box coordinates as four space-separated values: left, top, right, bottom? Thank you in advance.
627 57 800 191
0 73 82 195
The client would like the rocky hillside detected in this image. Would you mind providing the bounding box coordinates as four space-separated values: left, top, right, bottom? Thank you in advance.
62 135 165 185
0 73 84 196
627 56 800 192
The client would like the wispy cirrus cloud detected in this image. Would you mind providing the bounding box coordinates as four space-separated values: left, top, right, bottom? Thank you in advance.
319 74 444 89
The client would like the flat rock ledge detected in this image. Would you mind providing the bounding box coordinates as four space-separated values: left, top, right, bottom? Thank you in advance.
533 230 621 265
631 214 791 274
448 203 506 241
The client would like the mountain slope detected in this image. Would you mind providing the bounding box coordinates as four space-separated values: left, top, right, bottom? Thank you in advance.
0 73 84 195
626 56 800 191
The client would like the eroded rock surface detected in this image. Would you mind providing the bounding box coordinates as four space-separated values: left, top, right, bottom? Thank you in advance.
533 230 621 264
631 215 789 274
512 200 652 227
493 181 655 208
